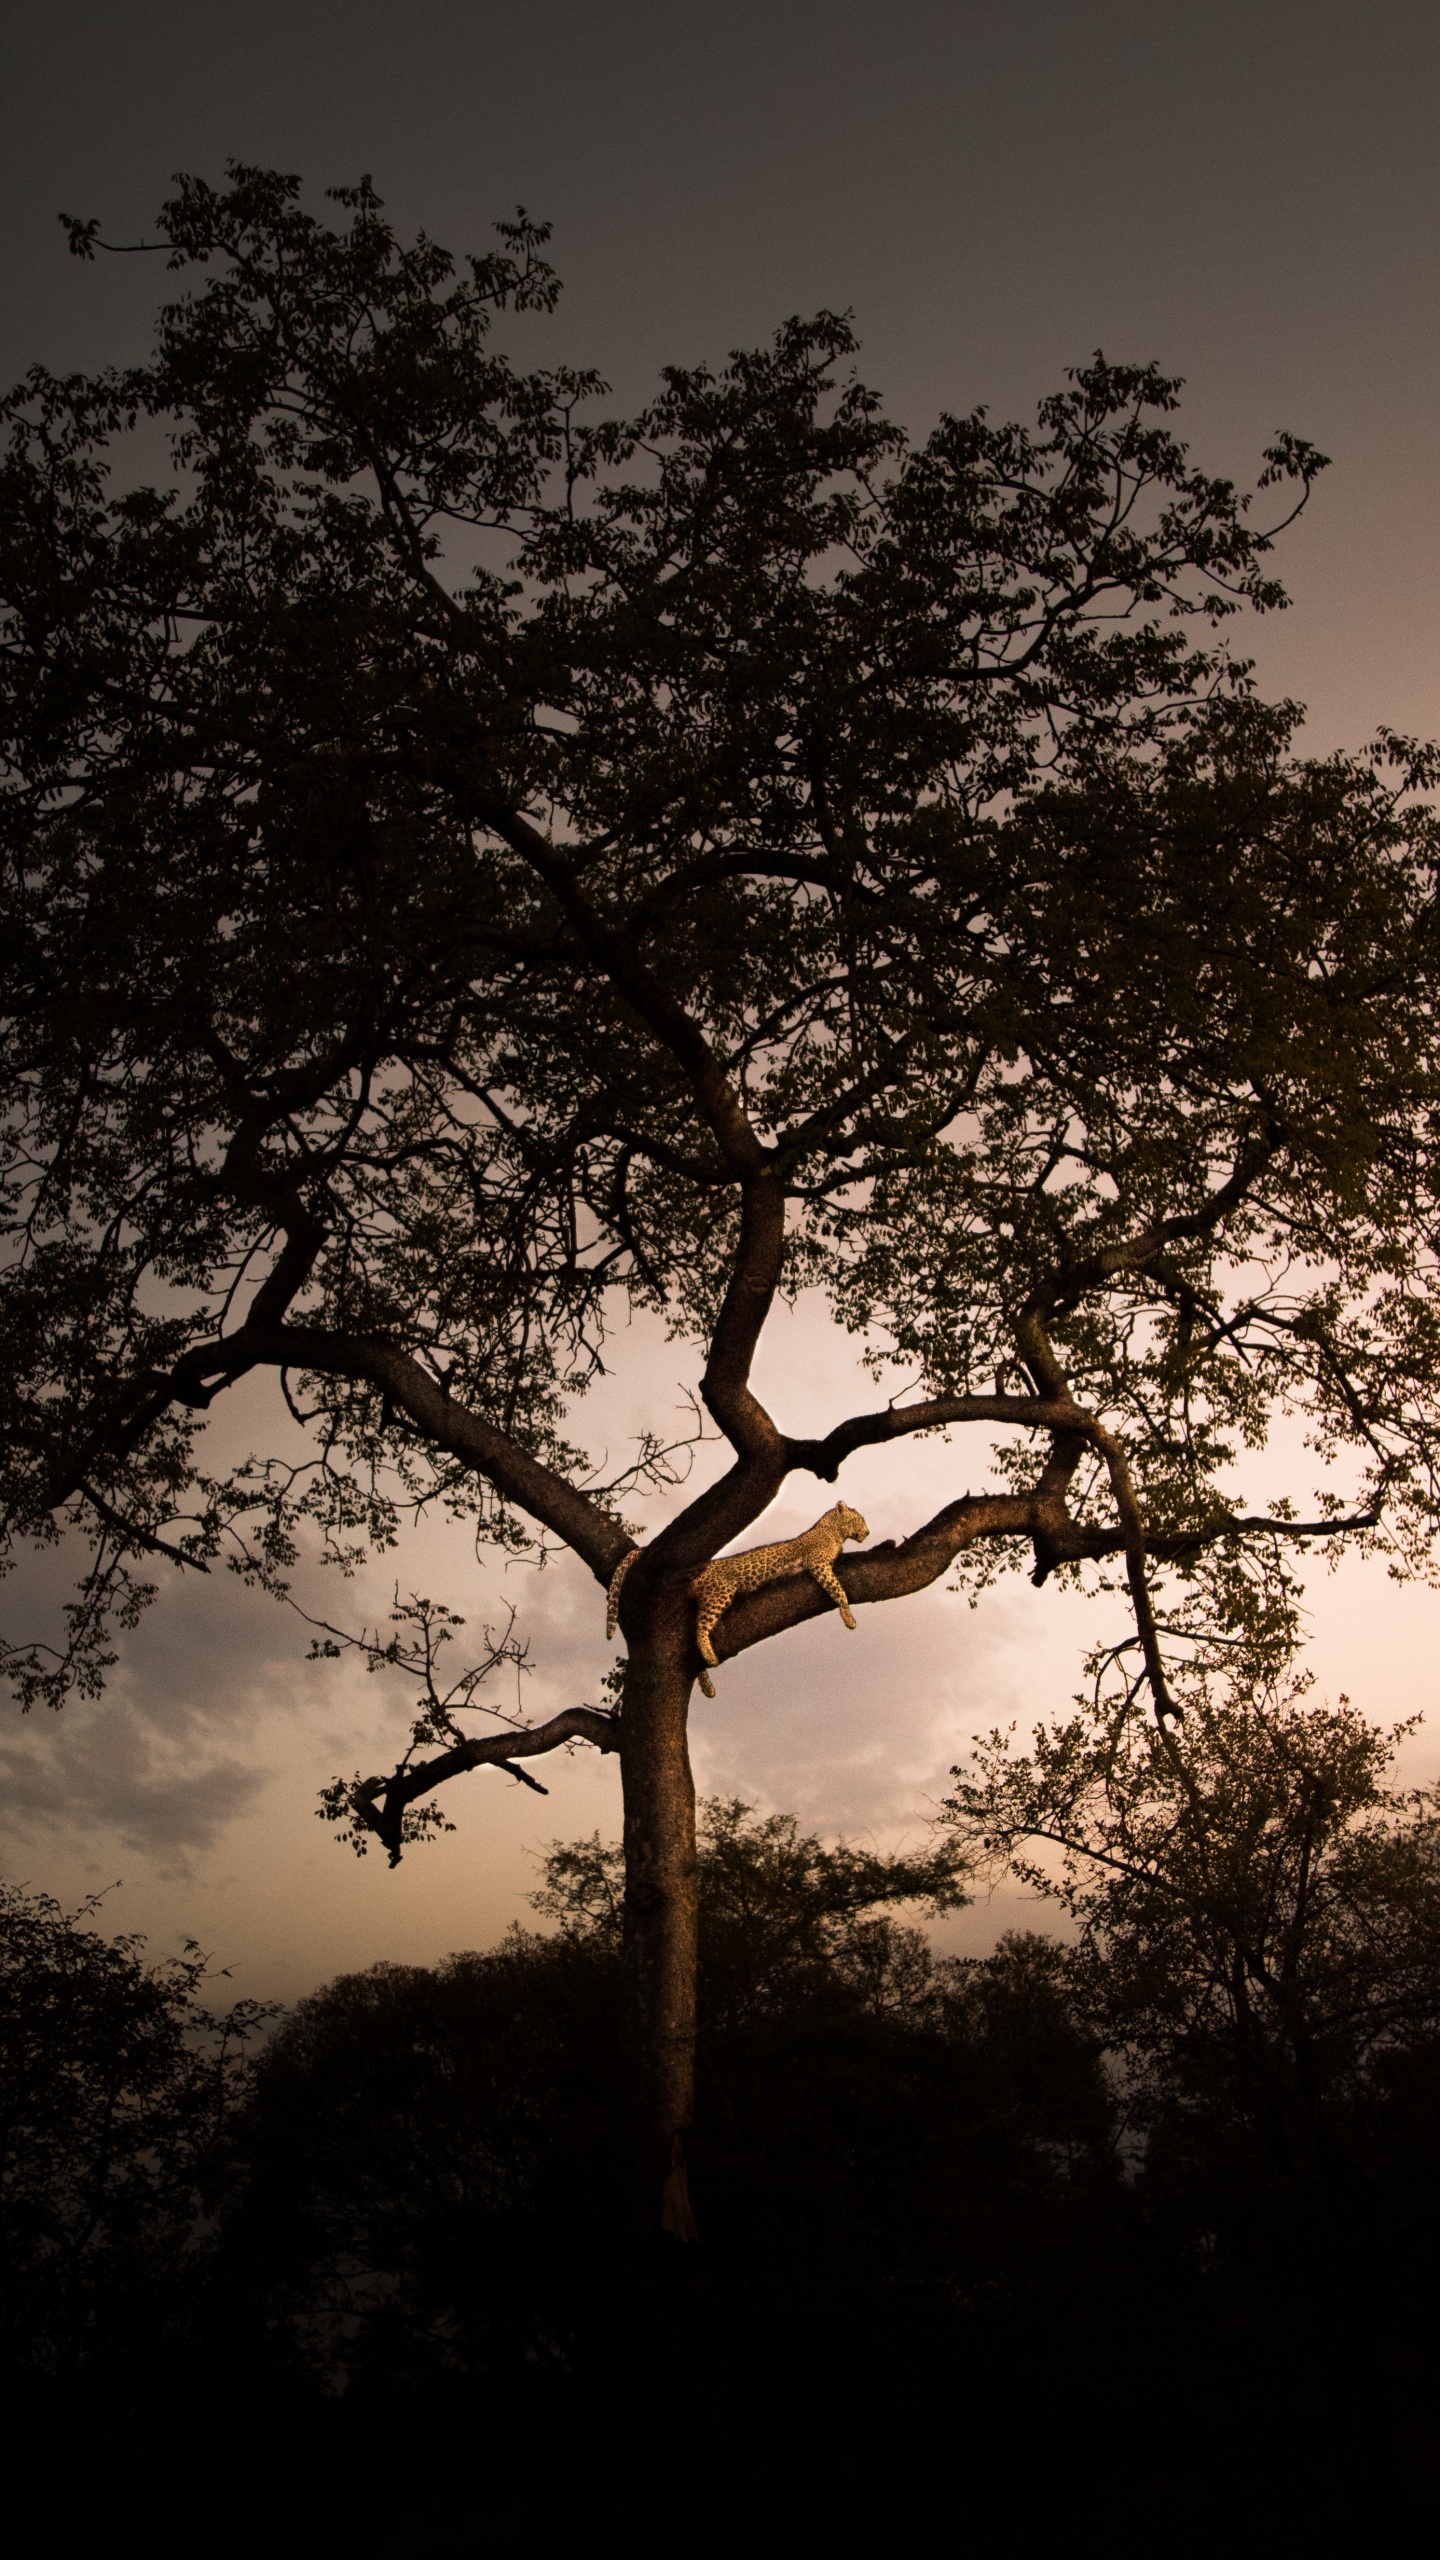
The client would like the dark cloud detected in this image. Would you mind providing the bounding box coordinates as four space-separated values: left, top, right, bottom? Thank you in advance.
0 1704 266 1865
0 1560 292 1865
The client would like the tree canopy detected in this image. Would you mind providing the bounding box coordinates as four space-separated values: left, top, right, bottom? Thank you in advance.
5 165 1440 2218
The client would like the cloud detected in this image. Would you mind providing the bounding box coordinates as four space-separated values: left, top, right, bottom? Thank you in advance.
0 1701 267 1863
0 1543 301 1866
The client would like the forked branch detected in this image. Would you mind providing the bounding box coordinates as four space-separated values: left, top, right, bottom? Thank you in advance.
787 1392 1089 1480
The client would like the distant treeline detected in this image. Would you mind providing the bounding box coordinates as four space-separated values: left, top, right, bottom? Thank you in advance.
5 1690 1440 2532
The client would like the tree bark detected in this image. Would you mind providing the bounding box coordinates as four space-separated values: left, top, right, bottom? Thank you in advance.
619 1606 701 2243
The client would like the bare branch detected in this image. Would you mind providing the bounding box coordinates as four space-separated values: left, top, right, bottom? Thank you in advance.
1088 1420 1179 1722
350 1704 621 1864
75 1482 210 1574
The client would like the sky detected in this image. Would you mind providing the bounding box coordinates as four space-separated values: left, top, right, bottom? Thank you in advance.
4 0 1440 2001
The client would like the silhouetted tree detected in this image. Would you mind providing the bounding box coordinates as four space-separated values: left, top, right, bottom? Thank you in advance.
944 1667 1440 2176
5 1789 1437 2528
6 165 1440 2231
943 1655 1440 2508
226 1800 1112 2489
536 1795 967 2029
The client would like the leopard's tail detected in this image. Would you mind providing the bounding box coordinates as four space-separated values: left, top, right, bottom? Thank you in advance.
606 1547 639 1640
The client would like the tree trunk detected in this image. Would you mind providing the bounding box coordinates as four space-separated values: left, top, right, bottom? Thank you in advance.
619 1613 701 2242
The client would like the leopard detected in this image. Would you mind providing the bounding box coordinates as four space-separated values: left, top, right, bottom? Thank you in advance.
604 1502 869 1697
691 1501 868 1694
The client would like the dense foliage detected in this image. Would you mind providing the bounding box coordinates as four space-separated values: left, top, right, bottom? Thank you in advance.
949 1671 1440 2176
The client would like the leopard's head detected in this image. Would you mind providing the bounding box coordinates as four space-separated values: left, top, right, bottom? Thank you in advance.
832 1502 868 1544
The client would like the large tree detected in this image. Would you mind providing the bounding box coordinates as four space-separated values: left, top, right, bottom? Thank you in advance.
5 168 1440 2236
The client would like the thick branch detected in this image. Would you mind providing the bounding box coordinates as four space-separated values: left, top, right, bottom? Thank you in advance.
269 1326 630 1580
700 1173 788 1463
1223 1507 1381 1539
1022 1132 1284 1336
706 1483 1379 1666
48 1206 326 1509
473 799 795 1516
639 1175 793 1573
710 1492 1042 1657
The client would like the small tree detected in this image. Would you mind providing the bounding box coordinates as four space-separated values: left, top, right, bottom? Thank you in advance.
536 1796 967 2035
942 1661 1440 2187
5 167 1440 2233
0 1883 264 2372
